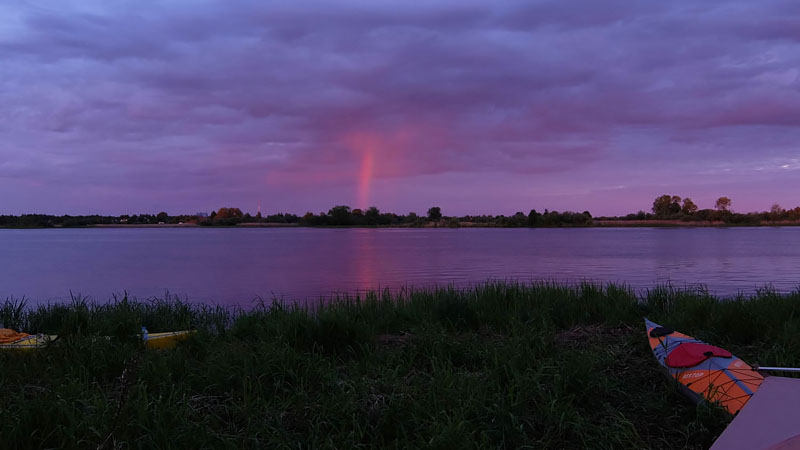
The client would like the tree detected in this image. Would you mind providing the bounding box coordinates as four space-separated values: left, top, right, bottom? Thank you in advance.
770 204 785 214
507 211 526 227
715 197 731 212
652 195 682 217
528 209 542 226
365 206 380 225
681 198 698 215
427 206 442 221
156 212 169 223
301 212 318 225
215 207 243 219
328 205 353 225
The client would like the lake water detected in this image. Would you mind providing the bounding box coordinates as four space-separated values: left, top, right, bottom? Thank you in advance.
1 227 799 305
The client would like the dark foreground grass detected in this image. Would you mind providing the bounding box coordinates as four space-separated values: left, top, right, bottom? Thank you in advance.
1 283 799 449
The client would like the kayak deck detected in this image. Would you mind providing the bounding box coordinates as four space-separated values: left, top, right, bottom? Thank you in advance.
145 330 195 349
645 318 763 415
0 334 57 349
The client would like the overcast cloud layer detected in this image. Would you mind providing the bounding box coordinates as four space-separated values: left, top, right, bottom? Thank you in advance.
1 0 799 215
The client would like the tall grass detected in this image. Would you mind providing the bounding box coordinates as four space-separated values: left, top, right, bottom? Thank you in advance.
1 282 798 449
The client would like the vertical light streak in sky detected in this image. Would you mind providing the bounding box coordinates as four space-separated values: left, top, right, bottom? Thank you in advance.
358 150 374 209
347 133 378 209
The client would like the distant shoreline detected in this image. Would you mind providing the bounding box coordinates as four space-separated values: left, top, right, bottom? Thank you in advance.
2 220 799 229
89 222 301 228
592 219 800 227
5 201 799 229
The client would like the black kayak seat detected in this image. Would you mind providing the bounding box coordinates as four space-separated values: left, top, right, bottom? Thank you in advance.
650 326 674 338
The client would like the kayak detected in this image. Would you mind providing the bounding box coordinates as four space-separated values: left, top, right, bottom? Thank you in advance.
645 318 764 415
144 330 196 349
0 329 195 350
0 333 56 350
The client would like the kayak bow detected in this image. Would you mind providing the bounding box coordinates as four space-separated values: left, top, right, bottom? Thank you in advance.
645 318 764 415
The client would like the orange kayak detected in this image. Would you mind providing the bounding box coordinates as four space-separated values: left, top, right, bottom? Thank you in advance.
645 318 763 415
0 329 195 350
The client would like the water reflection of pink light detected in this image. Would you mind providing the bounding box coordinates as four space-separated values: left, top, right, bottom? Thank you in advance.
354 229 377 295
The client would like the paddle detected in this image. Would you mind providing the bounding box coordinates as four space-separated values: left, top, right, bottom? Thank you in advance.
754 366 800 373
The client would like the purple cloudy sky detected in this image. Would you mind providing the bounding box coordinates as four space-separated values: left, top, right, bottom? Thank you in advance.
2 0 799 216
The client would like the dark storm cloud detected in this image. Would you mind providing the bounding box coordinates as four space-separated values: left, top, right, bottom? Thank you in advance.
1 0 799 214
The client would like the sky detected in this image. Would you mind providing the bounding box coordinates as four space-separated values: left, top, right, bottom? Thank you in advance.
1 0 799 216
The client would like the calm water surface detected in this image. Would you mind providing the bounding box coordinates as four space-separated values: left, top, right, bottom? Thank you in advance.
1 227 798 305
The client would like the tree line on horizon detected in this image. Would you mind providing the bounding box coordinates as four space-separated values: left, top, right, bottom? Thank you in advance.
599 194 800 224
0 206 592 228
194 205 591 228
1 196 798 228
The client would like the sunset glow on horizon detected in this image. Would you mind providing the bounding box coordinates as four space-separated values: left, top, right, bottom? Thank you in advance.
2 0 800 216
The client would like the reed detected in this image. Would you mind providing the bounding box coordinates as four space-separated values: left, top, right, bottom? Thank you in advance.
1 282 797 449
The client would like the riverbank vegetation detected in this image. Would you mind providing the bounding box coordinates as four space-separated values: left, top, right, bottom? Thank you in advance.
596 195 800 226
2 282 798 449
0 207 593 228
2 195 799 228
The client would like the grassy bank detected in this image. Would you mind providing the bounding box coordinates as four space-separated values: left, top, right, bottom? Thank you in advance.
2 283 799 449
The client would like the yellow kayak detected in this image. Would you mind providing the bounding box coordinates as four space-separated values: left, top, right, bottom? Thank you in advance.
0 329 195 350
0 333 56 350
144 330 196 349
